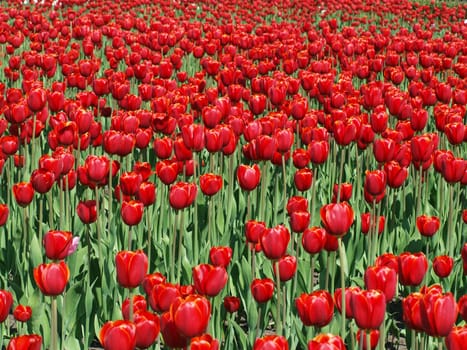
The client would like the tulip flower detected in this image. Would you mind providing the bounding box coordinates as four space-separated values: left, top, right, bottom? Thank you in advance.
33 262 70 296
320 202 354 238
334 286 361 319
76 200 97 224
6 335 42 350
295 290 334 327
351 289 386 330
458 295 467 322
160 311 189 348
420 289 458 337
115 250 148 289
236 164 261 191
190 334 219 350
199 173 223 196
171 295 211 338
121 200 144 226
30 169 55 194
253 335 289 350
136 182 156 206
332 183 353 203
260 225 290 260
120 171 143 196
356 329 379 350
251 278 274 303
398 252 428 286
307 333 345 350
148 282 181 313
286 196 309 214
223 296 241 313
432 255 454 278
99 320 136 350
134 310 160 349
446 326 467 350
169 182 197 210
364 265 397 301
43 230 79 260
245 220 267 244
0 290 13 323
12 182 35 207
0 204 9 226
192 263 228 297
294 168 313 191
302 227 327 255
209 246 233 267
13 304 32 322
416 215 440 237
122 295 147 321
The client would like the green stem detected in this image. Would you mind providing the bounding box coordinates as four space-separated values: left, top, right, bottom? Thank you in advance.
275 261 282 335
366 330 371 350
336 147 346 203
51 297 58 350
128 289 134 322
171 210 177 282
177 210 184 283
146 208 152 269
447 184 453 257
94 187 102 263
338 239 347 344
282 154 287 224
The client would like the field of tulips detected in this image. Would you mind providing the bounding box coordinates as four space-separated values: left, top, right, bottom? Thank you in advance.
0 0 466 349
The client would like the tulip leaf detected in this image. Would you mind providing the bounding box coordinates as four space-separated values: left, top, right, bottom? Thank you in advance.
230 319 248 349
29 234 43 267
63 337 81 350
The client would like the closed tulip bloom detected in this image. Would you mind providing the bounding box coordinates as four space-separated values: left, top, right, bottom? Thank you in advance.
191 334 219 350
307 333 345 350
236 164 261 191
289 211 310 233
260 225 290 260
134 310 160 349
13 304 32 322
294 168 313 191
276 255 297 282
361 213 385 235
160 311 189 348
0 290 13 322
398 252 428 286
120 172 143 196
295 290 334 327
193 264 228 297
403 292 425 332
148 282 181 313
6 335 42 350
171 295 211 338
12 182 35 207
43 230 79 260
209 246 233 268
462 243 467 275
332 183 353 203
33 261 70 296
420 290 458 337
169 182 197 210
286 196 308 214
446 326 467 350
432 255 454 278
364 170 386 196
121 200 144 226
0 204 9 226
308 140 329 165
223 296 241 313
334 286 361 319
156 160 179 185
199 173 223 196
320 202 354 238
136 182 156 206
76 200 97 224
122 295 147 320
99 320 136 350
351 289 386 330
30 169 55 194
458 295 467 322
302 227 327 255
416 215 440 237
245 220 267 244
364 266 397 301
115 250 148 289
251 278 274 303
375 253 399 273
384 161 408 188
356 329 379 350
253 335 289 350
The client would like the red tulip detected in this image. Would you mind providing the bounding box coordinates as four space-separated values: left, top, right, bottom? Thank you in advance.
383 161 408 188
156 160 179 185
245 220 267 244
421 290 458 337
260 225 290 260
121 200 144 226
446 326 467 350
236 164 261 191
223 296 240 313
12 182 35 207
356 329 379 350
99 320 136 350
209 246 233 268
276 255 297 282
302 227 327 255
193 264 228 297
76 200 97 224
160 311 189 348
334 286 361 319
402 292 424 332
432 255 454 278
289 211 310 233
251 278 274 303
286 196 308 214
416 215 440 237
120 171 143 196
122 295 147 320
6 335 42 350
0 204 9 226
169 182 197 210
295 290 334 327
253 335 289 350
351 289 386 330
190 334 219 350
361 213 385 235
0 135 19 155
398 252 428 286
171 294 211 338
136 182 156 206
199 173 223 196
43 230 79 260
134 310 160 349
115 250 148 289
459 295 467 322
307 333 345 350
148 282 181 313
33 261 70 296
308 140 329 165
332 183 353 203
375 253 399 273
364 266 397 301
182 124 205 152
13 304 32 322
0 290 13 323
294 168 313 191
364 170 386 197
320 202 354 238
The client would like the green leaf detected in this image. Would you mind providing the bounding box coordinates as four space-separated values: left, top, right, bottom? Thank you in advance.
29 234 43 267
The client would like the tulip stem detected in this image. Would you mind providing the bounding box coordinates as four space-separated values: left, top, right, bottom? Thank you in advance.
94 187 102 263
256 304 262 338
177 210 184 284
338 239 346 344
47 190 54 228
274 261 282 335
171 209 177 282
310 255 315 290
359 330 364 350
128 289 134 322
51 296 58 350
366 330 371 350
281 154 287 224
446 184 453 257
146 209 152 268
336 147 346 203
310 167 317 225
38 198 43 244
